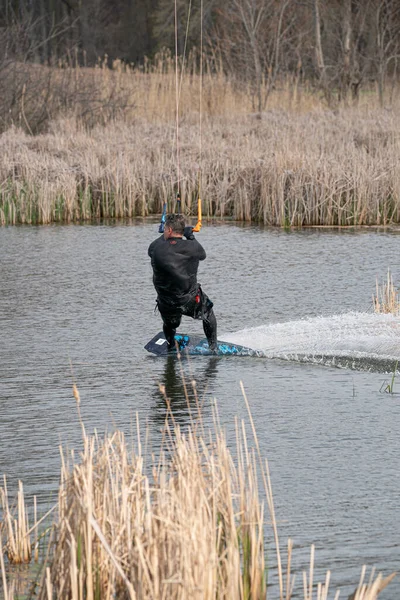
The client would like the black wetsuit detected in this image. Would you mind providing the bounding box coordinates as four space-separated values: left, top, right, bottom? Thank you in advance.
148 235 217 350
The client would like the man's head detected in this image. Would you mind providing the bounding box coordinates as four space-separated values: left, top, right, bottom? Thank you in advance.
164 214 185 239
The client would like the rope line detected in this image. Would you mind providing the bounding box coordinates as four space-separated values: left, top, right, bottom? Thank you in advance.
174 0 192 201
174 0 203 231
199 0 203 202
192 0 203 232
174 0 180 197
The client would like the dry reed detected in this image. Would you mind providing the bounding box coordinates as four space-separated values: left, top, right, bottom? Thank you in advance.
373 270 400 315
39 403 269 599
2 59 400 226
0 477 32 564
0 382 391 599
0 378 396 598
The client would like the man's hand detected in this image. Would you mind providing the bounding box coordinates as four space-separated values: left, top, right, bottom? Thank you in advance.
184 226 195 240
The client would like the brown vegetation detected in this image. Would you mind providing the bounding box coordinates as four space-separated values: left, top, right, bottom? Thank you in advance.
2 0 400 114
0 478 33 565
373 270 400 314
1 70 400 227
0 382 396 599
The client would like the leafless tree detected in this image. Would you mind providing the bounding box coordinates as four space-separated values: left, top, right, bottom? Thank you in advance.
210 0 295 113
372 0 400 106
1 0 400 128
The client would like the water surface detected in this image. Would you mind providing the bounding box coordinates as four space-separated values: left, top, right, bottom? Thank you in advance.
1 223 399 597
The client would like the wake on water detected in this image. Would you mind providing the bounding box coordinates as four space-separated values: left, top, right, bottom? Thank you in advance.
222 312 400 373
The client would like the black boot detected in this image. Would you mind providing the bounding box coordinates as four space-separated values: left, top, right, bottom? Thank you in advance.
208 340 218 354
163 325 176 351
203 309 218 354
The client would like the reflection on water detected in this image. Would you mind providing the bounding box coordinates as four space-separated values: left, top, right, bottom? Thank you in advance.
2 554 43 599
150 355 219 430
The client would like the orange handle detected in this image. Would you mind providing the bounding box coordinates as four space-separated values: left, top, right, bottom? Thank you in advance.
192 198 202 232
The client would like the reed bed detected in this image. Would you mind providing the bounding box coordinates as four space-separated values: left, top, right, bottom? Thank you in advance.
39 401 270 599
2 57 400 227
373 270 400 315
2 105 400 227
1 382 395 599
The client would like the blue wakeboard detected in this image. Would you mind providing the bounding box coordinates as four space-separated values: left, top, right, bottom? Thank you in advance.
145 332 263 357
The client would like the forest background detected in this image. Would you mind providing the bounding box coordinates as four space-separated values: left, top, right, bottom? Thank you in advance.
2 0 400 128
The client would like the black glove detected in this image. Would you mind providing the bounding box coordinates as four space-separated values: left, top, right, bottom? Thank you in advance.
184 226 195 240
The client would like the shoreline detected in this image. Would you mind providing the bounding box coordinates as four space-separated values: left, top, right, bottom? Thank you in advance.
3 216 400 233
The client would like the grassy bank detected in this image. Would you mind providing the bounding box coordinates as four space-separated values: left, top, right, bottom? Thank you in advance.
2 103 400 226
0 383 396 599
2 60 400 228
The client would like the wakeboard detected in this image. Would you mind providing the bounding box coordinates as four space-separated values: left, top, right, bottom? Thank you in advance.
145 332 263 357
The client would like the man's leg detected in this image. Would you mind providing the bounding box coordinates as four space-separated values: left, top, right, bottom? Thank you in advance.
194 288 218 352
203 307 218 352
182 287 218 353
161 311 181 350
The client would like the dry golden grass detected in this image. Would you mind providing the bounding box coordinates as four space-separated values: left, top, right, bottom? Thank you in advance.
2 57 400 226
0 478 32 565
39 390 269 599
0 54 340 133
373 270 400 315
2 104 400 226
0 380 396 599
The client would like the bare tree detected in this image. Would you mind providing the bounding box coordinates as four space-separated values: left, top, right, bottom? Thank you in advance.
1 0 400 122
313 0 325 80
211 0 294 113
373 0 400 106
340 0 351 103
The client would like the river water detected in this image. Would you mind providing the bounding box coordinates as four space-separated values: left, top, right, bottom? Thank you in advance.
1 222 399 598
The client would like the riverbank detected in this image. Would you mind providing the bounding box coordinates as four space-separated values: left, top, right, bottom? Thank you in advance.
1 106 400 227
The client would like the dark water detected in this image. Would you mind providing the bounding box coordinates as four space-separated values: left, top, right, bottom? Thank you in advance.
1 222 400 598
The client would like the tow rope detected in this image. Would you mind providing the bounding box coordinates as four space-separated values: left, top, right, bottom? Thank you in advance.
157 0 203 236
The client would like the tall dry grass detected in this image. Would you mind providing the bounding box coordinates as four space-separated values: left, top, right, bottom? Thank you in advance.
2 105 400 226
1 380 395 599
0 53 340 135
2 57 400 226
373 270 400 315
0 478 33 565
39 392 271 599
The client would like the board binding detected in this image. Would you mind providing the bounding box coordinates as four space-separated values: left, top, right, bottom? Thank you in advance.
145 332 263 357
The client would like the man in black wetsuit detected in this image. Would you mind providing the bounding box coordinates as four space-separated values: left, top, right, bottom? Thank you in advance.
148 214 218 352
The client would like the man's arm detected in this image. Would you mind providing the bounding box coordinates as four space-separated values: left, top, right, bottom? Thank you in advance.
148 236 163 258
194 239 206 260
183 227 206 260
